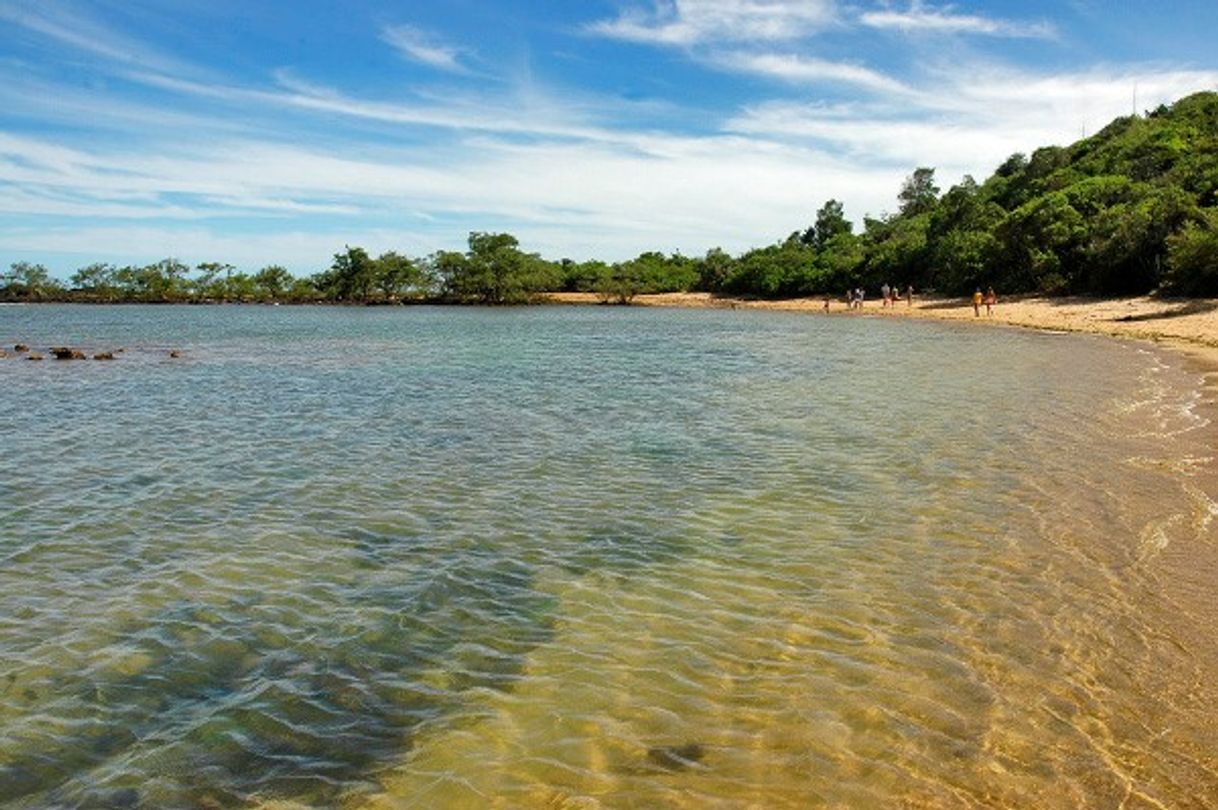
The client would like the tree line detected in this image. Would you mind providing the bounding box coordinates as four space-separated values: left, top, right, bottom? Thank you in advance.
4 91 1217 305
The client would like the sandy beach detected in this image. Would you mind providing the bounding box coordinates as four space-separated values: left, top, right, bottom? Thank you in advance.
545 291 1218 367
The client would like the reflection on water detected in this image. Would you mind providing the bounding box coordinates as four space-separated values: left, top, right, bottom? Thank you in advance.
1 305 1216 808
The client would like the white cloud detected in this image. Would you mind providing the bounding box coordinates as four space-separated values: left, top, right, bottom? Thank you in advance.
0 121 900 266
0 1 201 76
930 66 1218 116
726 103 1043 175
715 52 912 94
860 1 1056 39
380 25 469 73
0 225 403 271
125 70 621 145
588 0 838 46
726 65 1218 182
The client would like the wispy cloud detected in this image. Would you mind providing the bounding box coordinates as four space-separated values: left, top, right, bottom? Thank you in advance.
588 0 838 46
715 52 912 94
0 224 403 271
0 116 897 266
380 24 470 73
860 1 1056 39
0 0 197 75
726 65 1218 178
123 69 614 144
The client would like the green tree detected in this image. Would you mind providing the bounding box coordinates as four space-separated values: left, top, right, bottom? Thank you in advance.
70 263 117 301
561 259 611 292
444 232 556 304
194 262 235 300
804 199 853 249
995 193 1087 292
622 251 697 293
725 240 815 298
111 265 139 300
695 247 735 292
1080 186 1196 293
288 276 322 303
1 261 61 301
317 246 376 302
932 230 999 294
112 258 189 302
1162 208 1218 294
898 167 940 216
373 251 427 301
814 231 865 291
253 265 293 301
225 271 259 302
596 261 646 304
862 214 930 290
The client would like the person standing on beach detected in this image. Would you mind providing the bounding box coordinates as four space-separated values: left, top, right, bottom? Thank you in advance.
881 283 890 308
973 288 983 317
984 287 997 316
906 285 914 307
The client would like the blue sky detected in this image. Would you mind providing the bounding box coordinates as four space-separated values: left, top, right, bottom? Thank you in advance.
2 0 1217 275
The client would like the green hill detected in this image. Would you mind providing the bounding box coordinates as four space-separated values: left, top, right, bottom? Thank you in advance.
770 91 1218 298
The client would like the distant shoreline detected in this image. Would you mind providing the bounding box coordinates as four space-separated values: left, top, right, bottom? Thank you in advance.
7 292 1218 371
545 291 1218 369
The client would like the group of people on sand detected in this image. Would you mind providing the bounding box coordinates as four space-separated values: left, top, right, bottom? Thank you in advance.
822 284 997 315
827 284 913 311
879 283 913 308
972 287 998 316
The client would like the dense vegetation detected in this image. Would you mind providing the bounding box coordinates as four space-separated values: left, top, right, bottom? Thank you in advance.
4 92 1217 304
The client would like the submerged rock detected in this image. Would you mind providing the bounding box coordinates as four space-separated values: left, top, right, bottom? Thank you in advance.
93 352 116 361
646 742 706 772
168 350 182 358
27 353 43 361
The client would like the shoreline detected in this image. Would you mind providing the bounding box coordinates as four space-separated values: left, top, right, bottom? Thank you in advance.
544 291 1218 369
8 293 1218 372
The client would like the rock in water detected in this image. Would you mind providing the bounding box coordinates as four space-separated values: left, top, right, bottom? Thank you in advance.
27 353 43 361
646 742 706 772
93 352 116 361
14 343 29 352
50 347 86 360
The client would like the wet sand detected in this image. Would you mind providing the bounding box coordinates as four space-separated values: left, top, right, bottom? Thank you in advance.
544 292 1218 366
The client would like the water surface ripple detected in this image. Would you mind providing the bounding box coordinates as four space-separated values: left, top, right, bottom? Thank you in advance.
1 305 1216 808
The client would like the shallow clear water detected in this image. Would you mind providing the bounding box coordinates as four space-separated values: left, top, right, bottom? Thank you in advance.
1 304 1216 808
